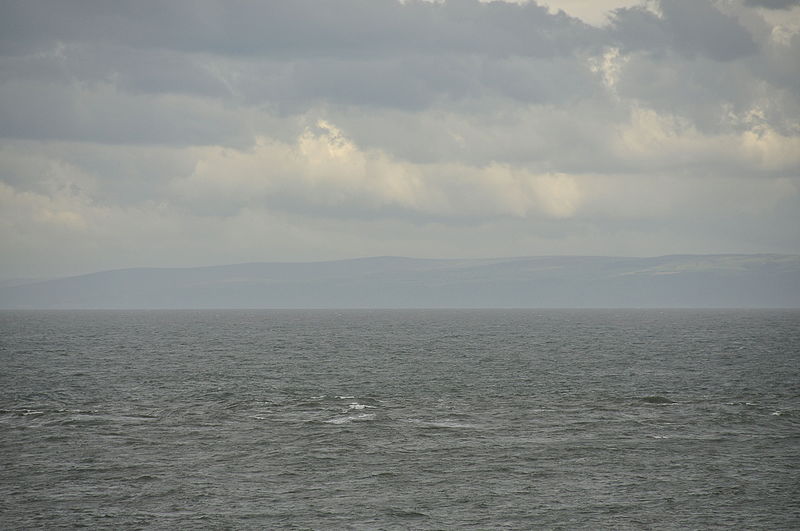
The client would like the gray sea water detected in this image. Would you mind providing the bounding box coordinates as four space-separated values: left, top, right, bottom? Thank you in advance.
1 309 798 530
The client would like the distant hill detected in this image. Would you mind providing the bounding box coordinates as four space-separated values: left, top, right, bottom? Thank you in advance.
1 255 798 309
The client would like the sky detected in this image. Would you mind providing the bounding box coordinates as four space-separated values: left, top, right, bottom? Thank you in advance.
1 0 799 279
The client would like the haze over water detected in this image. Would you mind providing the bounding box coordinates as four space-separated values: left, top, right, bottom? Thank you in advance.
2 309 798 529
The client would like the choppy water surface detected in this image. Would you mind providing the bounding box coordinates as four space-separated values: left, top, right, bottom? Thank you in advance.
1 309 798 529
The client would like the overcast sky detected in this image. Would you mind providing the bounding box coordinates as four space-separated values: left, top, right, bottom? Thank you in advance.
1 0 798 278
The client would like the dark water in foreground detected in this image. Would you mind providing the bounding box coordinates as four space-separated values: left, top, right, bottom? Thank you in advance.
1 309 798 530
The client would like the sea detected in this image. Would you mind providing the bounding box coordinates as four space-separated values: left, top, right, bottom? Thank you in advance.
1 309 798 530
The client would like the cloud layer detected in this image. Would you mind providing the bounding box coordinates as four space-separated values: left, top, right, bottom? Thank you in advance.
1 0 798 277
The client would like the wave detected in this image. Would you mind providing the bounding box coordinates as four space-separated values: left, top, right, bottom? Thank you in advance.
639 396 676 405
405 418 478 429
324 413 376 424
347 402 376 410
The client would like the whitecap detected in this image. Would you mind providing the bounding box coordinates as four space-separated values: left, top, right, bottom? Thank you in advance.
348 403 376 410
324 413 376 424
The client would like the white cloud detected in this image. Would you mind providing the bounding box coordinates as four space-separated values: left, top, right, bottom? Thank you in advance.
613 106 800 172
540 0 644 25
173 120 585 220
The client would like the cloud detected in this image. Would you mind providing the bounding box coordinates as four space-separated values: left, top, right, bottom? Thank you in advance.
0 0 798 278
612 107 800 173
610 0 757 61
0 0 598 58
172 120 584 221
0 78 251 146
744 0 800 9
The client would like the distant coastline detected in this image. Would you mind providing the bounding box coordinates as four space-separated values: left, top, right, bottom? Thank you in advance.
1 254 798 310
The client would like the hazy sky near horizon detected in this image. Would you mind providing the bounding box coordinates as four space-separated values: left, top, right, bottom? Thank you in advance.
1 0 799 278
